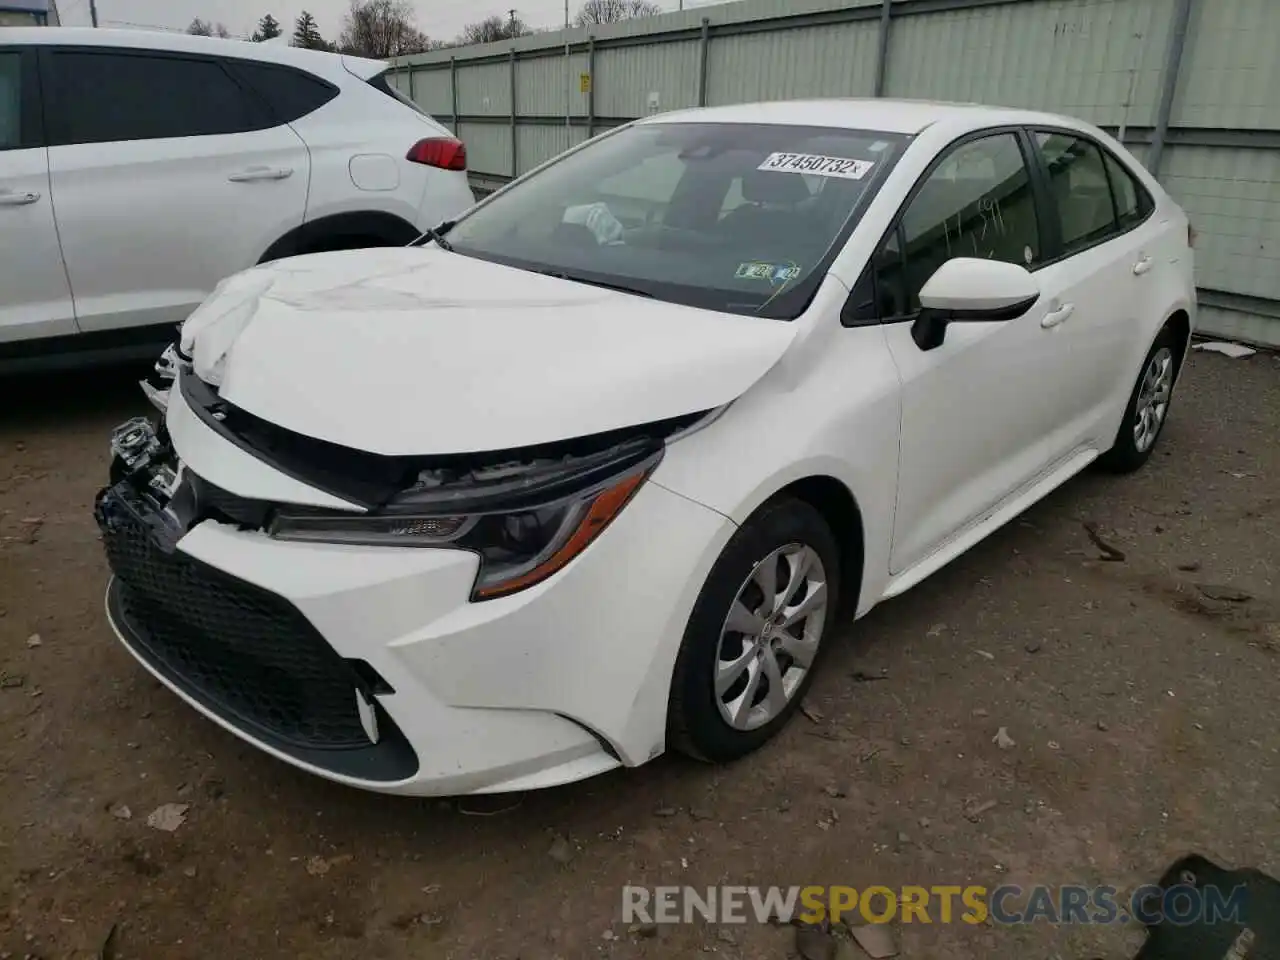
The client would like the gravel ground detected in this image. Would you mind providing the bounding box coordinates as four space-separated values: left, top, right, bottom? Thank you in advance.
0 348 1277 960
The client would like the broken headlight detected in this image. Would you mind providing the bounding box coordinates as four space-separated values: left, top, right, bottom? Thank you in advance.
268 442 661 601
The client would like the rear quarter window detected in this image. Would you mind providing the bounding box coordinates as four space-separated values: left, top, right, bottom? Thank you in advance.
369 70 429 116
230 61 339 123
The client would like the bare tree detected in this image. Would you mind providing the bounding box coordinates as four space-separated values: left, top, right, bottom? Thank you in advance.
338 0 432 58
573 0 661 27
458 13 530 45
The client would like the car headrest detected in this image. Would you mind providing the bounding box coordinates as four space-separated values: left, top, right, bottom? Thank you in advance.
741 168 812 205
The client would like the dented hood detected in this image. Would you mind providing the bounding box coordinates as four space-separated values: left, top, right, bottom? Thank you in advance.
180 247 797 456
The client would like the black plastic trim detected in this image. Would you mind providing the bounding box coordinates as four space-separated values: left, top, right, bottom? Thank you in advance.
0 322 176 375
258 210 421 263
179 371 378 508
910 292 1040 350
179 370 703 510
107 579 419 782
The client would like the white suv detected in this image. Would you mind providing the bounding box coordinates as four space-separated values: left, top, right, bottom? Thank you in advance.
0 27 475 371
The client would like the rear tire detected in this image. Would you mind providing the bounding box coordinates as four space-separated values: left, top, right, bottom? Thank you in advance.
1097 324 1182 474
667 498 840 763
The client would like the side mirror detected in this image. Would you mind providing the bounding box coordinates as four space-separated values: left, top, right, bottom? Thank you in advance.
911 258 1040 350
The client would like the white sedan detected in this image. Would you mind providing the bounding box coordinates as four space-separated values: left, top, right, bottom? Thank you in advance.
95 99 1195 796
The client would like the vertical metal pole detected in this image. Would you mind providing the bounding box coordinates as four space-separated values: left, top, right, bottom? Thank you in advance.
450 56 459 136
407 62 416 104
587 35 596 138
1148 0 1193 178
873 0 892 97
509 48 518 179
698 17 710 107
89 0 98 26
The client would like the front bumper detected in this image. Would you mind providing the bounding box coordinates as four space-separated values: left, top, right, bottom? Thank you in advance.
96 396 733 796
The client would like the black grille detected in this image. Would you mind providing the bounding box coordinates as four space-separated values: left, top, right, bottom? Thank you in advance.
98 486 371 750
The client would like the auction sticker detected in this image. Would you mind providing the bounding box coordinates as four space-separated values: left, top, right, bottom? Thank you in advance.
757 152 875 180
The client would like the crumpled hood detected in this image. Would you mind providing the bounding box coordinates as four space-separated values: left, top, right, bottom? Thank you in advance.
179 247 797 456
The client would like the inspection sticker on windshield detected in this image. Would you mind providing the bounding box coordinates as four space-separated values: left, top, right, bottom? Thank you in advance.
757 152 875 180
736 261 801 285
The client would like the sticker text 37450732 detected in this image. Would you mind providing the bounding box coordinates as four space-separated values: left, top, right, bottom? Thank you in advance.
757 152 875 180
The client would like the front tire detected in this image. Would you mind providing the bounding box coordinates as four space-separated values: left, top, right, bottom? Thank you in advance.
667 498 840 763
1098 324 1182 473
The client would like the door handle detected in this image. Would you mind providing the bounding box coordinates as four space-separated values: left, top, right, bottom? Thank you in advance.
0 190 41 206
228 167 294 183
1041 302 1075 329
1133 256 1154 276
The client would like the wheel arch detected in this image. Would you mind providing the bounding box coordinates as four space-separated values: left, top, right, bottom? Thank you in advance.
258 211 420 263
1164 306 1193 377
750 474 866 618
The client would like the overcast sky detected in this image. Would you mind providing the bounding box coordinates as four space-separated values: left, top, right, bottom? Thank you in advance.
58 0 729 46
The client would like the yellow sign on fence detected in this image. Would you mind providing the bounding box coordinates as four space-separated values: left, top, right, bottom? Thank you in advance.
579 72 591 93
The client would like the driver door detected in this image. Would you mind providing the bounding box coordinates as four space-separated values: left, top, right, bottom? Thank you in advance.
874 130 1079 575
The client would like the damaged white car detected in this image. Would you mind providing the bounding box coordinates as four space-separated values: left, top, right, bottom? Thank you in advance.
96 100 1196 796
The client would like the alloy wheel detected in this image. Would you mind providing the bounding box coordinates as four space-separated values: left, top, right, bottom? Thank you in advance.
713 543 829 731
1133 346 1174 453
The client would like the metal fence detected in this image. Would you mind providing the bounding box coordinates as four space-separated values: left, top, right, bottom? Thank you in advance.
391 0 1280 347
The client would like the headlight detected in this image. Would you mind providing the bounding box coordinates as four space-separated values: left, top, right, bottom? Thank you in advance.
269 444 659 601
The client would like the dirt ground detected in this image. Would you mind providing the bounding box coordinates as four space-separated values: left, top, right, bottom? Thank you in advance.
0 348 1277 960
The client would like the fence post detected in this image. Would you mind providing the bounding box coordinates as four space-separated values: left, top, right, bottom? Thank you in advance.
698 17 711 107
587 35 596 138
449 56 459 135
509 48 518 178
874 0 893 97
1148 0 1193 178
406 60 416 103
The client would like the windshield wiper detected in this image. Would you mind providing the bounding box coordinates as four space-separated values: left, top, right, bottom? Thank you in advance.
409 219 457 252
532 269 655 299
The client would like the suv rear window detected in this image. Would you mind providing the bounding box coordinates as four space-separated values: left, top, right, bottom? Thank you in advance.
0 53 21 149
369 70 428 116
232 61 338 123
50 51 273 144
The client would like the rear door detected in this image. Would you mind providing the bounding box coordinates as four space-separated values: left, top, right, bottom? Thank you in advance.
0 47 76 342
40 47 310 334
1026 129 1155 448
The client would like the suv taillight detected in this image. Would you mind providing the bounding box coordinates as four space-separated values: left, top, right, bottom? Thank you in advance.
407 138 466 171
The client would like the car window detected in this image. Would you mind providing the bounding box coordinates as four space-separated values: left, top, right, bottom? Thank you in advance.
444 122 907 319
230 61 338 123
897 132 1041 311
368 69 431 117
1036 132 1118 255
0 53 20 149
50 51 271 145
1102 149 1154 230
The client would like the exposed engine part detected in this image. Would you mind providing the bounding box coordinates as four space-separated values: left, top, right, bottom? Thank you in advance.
109 417 179 502
111 417 163 473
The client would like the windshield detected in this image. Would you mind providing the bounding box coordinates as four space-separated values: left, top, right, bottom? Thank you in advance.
445 122 907 319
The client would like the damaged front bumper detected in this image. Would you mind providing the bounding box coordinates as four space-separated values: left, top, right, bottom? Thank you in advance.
137 342 190 415
94 381 735 795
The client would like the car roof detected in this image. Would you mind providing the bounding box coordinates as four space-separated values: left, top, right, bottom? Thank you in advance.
0 26 386 81
641 98 1085 136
